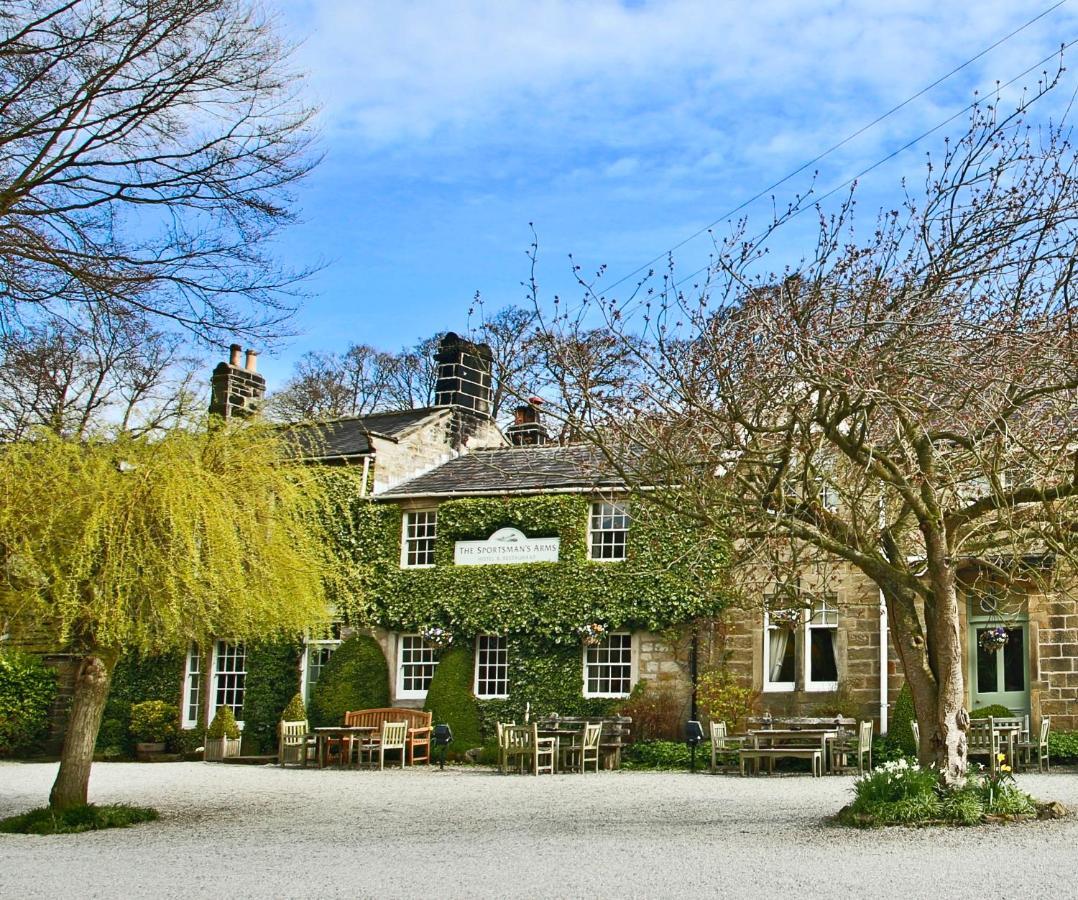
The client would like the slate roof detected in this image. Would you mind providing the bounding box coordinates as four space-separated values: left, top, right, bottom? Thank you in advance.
378 444 624 498
283 407 449 460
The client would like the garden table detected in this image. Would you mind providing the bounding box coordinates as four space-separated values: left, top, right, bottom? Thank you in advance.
313 726 375 769
746 728 840 774
536 726 583 773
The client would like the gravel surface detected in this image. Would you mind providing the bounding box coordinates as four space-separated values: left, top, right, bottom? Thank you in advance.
1 762 1076 899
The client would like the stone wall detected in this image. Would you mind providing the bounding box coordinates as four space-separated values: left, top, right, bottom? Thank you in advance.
1032 583 1078 732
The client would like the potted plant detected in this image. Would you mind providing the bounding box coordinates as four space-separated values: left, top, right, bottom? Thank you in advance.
280 692 307 722
129 700 177 758
204 706 242 761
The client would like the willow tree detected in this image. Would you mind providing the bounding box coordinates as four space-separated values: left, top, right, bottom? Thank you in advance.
533 87 1078 785
0 422 352 809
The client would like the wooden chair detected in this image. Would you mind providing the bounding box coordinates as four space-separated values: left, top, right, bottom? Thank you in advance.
833 721 873 774
709 721 743 774
278 720 313 767
562 723 602 774
532 723 556 775
1017 716 1050 773
363 720 408 770
502 725 533 774
967 719 1001 775
345 708 433 765
495 721 516 774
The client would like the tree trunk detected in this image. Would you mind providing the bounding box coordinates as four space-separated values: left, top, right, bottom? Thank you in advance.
925 574 968 786
49 652 115 810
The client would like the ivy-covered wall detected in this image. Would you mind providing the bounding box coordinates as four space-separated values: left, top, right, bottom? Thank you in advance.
344 494 730 641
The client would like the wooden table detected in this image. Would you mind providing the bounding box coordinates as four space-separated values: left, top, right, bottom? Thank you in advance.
313 726 375 768
536 727 583 773
745 728 841 775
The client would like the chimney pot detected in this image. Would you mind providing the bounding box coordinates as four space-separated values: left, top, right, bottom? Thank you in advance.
244 349 258 373
229 343 242 367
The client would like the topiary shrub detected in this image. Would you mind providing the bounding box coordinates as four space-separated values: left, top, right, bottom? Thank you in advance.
424 645 483 757
129 700 178 744
281 692 307 722
240 636 301 753
888 683 916 756
308 634 389 727
0 651 58 757
207 706 240 740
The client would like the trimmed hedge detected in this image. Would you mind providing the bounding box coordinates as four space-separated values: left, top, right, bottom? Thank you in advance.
969 704 1015 719
424 646 483 756
0 651 58 757
240 637 302 753
888 683 916 756
1048 730 1078 762
308 634 389 728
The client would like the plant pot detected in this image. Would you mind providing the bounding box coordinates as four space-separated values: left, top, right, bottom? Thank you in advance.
203 736 241 762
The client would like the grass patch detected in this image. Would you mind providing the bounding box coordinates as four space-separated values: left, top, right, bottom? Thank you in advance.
836 757 1038 828
0 803 158 835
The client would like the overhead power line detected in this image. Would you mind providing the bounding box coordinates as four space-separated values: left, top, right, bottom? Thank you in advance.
600 1 1069 295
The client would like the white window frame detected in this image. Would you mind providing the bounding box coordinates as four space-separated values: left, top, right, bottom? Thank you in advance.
401 509 438 568
209 640 247 727
804 595 840 692
582 632 634 699
182 642 201 729
301 631 343 705
396 634 439 700
762 606 797 693
588 501 629 562
474 635 509 699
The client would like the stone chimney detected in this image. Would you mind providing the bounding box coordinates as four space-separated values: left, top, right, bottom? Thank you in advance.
506 397 549 446
434 332 493 417
209 343 266 420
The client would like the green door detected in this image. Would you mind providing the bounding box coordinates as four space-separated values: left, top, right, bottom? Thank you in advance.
969 622 1029 714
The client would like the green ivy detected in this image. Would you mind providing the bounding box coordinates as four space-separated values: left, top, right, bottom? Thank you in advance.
240 636 302 753
341 493 730 641
0 651 58 757
96 650 184 757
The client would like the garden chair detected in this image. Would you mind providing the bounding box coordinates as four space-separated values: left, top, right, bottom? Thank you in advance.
495 721 516 774
562 722 602 774
1016 716 1050 773
966 718 1001 775
708 721 742 774
278 719 313 767
362 721 408 770
833 720 873 774
532 723 557 775
502 725 533 774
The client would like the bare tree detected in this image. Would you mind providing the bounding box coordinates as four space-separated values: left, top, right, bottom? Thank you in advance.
267 344 397 421
0 309 201 440
0 0 318 344
534 87 1078 785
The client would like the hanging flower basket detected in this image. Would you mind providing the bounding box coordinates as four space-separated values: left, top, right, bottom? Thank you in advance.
979 627 1009 653
579 623 607 647
421 625 454 650
769 607 802 630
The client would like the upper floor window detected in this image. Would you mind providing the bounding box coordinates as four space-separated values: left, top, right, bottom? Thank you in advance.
589 501 629 561
402 509 437 567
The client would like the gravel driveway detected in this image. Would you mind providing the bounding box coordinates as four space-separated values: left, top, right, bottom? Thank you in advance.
1 762 1075 899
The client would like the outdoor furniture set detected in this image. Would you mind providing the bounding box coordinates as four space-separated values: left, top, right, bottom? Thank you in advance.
277 707 432 770
711 716 872 778
497 715 631 775
966 715 1050 774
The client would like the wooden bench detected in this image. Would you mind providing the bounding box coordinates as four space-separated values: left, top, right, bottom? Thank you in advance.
535 715 631 769
345 708 432 765
740 747 823 778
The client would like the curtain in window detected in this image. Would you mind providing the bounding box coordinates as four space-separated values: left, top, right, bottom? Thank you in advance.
768 627 790 682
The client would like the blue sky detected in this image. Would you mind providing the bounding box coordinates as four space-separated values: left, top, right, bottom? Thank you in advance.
258 0 1078 387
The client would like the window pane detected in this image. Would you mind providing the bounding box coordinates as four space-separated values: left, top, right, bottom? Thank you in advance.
405 511 437 566
475 635 508 698
584 633 631 695
809 628 838 683
1003 628 1025 693
400 635 439 693
976 632 998 693
213 641 246 717
589 502 629 560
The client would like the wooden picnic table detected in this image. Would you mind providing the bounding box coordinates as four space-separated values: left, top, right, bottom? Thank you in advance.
312 726 375 769
743 728 841 776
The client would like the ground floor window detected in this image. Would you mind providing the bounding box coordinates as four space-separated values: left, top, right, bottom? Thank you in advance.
763 605 797 691
584 633 633 698
212 641 247 723
474 635 508 699
302 624 343 704
397 634 439 699
806 596 839 691
182 643 201 728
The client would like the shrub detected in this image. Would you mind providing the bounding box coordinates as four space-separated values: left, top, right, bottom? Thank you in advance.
0 804 157 835
281 692 307 722
96 718 129 758
618 680 684 742
0 650 58 757
424 646 483 756
308 635 389 728
622 740 694 770
128 701 178 744
207 706 240 740
240 637 302 752
969 704 1015 719
696 668 757 733
171 727 205 755
97 649 185 757
1048 730 1078 762
887 683 916 756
